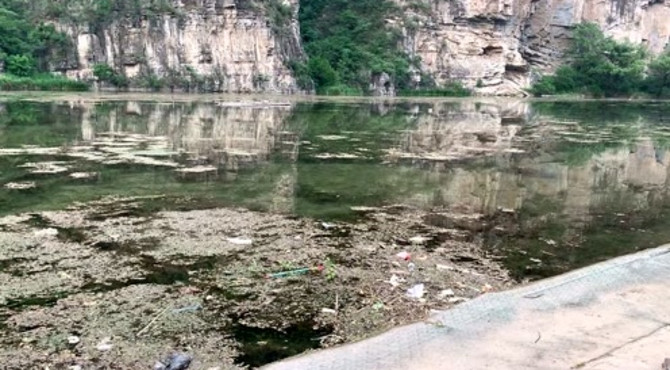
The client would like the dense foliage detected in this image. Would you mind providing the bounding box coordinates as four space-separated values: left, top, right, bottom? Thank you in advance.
531 23 670 98
646 52 670 98
297 0 415 94
0 0 89 90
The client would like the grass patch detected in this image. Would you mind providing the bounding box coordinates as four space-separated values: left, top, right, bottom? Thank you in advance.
398 83 472 97
0 74 89 91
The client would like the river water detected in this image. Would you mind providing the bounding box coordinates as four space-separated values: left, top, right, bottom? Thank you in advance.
2 97 670 280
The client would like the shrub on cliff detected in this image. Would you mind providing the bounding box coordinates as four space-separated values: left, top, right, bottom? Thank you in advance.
93 63 129 88
5 54 36 77
531 23 646 97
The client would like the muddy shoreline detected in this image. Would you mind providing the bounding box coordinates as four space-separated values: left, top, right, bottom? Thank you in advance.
0 197 512 369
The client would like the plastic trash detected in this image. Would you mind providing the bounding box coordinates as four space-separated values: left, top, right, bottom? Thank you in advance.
406 284 425 299
321 308 337 315
387 274 402 287
67 335 80 345
155 353 193 370
226 237 252 246
396 251 411 261
266 265 324 279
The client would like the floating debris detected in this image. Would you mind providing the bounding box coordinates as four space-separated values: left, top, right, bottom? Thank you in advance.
69 172 100 180
396 251 411 261
19 161 69 175
3 181 36 190
314 153 362 159
406 284 425 299
175 166 218 181
316 135 348 141
387 274 403 287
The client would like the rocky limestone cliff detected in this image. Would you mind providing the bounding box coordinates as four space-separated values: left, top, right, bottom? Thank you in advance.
49 0 670 95
56 0 304 93
397 0 670 95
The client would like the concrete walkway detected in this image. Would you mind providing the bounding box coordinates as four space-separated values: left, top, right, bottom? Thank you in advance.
265 245 670 369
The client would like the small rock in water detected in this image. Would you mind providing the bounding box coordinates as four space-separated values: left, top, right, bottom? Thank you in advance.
226 237 252 246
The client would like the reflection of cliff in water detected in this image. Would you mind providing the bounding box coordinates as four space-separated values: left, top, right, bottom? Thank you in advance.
79 101 297 171
384 100 670 279
387 101 529 164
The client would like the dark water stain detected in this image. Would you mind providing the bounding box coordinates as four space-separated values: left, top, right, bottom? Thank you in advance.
23 213 88 243
4 292 69 311
231 320 332 368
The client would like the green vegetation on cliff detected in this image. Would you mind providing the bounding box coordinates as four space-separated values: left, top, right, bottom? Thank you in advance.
531 23 670 98
297 0 412 94
0 0 88 90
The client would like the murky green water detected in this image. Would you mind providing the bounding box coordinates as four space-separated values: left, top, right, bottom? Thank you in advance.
3 98 670 279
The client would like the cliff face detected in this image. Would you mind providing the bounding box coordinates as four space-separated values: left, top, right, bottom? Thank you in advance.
397 0 670 95
56 0 304 93
51 0 670 95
